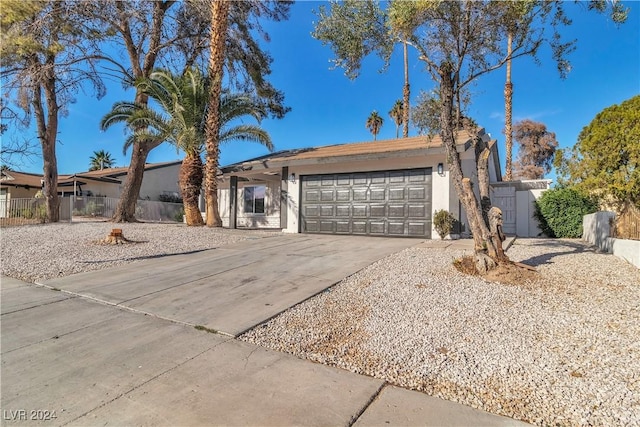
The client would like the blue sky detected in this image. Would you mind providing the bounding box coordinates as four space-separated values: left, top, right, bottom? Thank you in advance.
11 1 640 185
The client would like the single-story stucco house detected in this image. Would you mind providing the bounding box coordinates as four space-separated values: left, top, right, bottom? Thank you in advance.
0 161 181 217
217 129 507 239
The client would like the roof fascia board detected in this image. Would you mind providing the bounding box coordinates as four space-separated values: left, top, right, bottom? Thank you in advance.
221 143 470 173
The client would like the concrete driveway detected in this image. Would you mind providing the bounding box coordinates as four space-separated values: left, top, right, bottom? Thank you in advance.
2 234 530 426
40 234 417 337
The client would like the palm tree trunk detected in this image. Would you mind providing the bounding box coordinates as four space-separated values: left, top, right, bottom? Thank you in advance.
504 31 514 182
204 0 229 227
180 153 205 226
402 40 410 138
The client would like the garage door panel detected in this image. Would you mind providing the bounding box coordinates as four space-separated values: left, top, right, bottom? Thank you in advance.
389 171 406 183
353 174 368 185
389 204 406 218
336 176 351 185
301 169 432 238
305 205 319 217
320 206 334 216
321 176 335 186
388 222 405 235
353 188 368 200
389 188 405 200
370 188 385 200
408 222 429 236
305 220 319 232
336 189 350 201
320 190 334 201
409 170 427 182
305 190 320 202
352 221 367 234
305 177 321 187
320 222 334 233
336 205 350 217
353 205 367 217
336 221 350 233
371 172 386 184
408 204 426 218
370 205 385 217
370 221 385 234
408 187 426 200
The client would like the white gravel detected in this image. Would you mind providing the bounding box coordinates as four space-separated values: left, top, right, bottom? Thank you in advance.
0 220 277 283
240 239 640 426
2 222 639 426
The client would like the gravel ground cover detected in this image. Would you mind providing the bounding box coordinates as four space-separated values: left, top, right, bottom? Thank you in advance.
2 222 638 425
241 239 640 426
0 220 277 283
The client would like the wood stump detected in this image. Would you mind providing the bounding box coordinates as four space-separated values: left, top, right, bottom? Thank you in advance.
103 228 130 245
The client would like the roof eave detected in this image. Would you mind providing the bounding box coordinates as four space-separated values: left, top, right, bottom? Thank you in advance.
221 142 471 174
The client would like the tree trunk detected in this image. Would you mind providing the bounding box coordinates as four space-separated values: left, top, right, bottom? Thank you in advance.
41 136 59 222
402 40 410 138
180 153 204 226
504 31 514 182
33 57 60 223
111 1 172 223
204 0 229 227
438 63 504 269
112 141 151 222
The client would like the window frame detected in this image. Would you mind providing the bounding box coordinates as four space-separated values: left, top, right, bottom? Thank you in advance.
243 185 266 215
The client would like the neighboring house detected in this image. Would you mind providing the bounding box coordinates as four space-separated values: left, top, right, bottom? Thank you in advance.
0 161 181 217
218 129 503 238
66 161 182 200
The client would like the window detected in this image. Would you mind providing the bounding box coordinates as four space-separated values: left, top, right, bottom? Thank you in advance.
243 185 265 214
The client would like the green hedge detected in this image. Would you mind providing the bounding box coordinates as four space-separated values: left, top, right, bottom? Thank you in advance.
534 188 598 238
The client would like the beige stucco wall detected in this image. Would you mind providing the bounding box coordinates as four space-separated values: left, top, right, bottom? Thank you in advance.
221 143 502 236
111 163 181 201
138 163 181 201
2 186 39 199
80 181 120 198
284 154 450 235
218 179 281 228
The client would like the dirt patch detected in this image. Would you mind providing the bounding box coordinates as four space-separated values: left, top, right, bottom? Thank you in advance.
454 255 540 286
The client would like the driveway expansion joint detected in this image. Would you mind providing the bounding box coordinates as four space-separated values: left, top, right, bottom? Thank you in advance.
349 381 388 426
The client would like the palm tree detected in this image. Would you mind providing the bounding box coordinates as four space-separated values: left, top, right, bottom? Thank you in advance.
101 68 273 226
88 150 115 171
204 0 231 227
388 100 404 138
366 111 383 141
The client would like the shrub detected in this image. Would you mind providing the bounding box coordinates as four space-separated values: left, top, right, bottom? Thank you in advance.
433 209 455 239
534 188 598 238
173 207 185 223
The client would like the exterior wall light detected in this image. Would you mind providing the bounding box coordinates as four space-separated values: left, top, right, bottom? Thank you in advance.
437 163 444 176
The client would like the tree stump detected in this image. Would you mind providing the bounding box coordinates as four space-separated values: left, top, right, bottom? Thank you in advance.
103 228 130 245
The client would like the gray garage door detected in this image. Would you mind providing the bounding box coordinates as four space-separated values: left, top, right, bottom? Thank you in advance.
301 168 432 238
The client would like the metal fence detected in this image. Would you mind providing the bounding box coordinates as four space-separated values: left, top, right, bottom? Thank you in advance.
0 197 72 226
613 204 640 241
0 196 184 226
73 196 184 222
